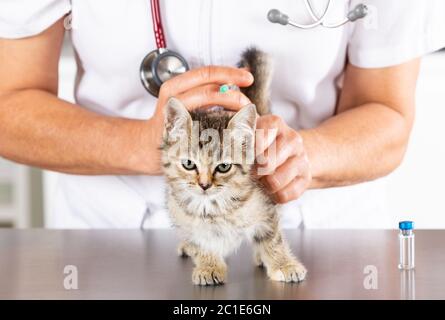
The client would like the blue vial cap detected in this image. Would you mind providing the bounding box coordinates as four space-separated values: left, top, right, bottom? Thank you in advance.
399 221 414 230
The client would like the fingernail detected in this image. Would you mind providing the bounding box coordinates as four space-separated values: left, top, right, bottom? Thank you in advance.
244 72 254 83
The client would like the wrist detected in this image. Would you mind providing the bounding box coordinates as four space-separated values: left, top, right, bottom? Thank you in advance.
124 117 163 175
298 128 326 189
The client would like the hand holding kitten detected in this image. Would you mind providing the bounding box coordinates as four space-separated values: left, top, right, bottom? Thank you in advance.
256 115 312 204
153 63 312 204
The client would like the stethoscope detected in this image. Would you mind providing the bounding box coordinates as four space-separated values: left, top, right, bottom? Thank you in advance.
140 0 368 98
268 0 368 29
140 0 190 97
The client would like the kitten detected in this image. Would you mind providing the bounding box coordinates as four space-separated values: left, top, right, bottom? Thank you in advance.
161 48 307 285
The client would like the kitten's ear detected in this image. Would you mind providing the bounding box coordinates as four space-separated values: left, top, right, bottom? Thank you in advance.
227 104 257 133
164 97 192 138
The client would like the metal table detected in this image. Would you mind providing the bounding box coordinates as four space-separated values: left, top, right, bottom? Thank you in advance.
0 230 443 299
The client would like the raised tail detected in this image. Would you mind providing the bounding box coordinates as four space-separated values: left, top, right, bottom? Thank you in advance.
238 47 273 116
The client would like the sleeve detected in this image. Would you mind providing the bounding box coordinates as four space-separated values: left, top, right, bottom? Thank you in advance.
0 0 71 39
348 0 445 68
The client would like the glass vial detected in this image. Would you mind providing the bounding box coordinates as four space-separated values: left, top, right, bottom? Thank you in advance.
398 221 415 270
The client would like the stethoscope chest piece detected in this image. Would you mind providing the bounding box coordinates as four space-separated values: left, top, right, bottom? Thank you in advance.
140 49 161 97
140 0 190 97
140 48 189 97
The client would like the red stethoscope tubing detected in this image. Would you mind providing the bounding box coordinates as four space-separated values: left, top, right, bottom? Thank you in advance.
140 0 189 97
151 0 167 49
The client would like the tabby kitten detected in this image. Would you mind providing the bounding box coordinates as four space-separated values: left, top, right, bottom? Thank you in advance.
161 48 306 285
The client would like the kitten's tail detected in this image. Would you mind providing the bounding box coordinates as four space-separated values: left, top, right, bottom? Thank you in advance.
238 47 273 116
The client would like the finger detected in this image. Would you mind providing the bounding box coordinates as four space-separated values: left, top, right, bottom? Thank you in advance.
255 115 283 159
255 129 278 162
175 84 251 111
273 176 310 204
264 156 308 194
257 134 302 175
161 66 253 97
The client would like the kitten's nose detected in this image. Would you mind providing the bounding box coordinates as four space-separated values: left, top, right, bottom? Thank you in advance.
199 182 211 191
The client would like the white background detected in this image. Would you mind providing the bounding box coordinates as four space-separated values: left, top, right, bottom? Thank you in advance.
386 53 445 228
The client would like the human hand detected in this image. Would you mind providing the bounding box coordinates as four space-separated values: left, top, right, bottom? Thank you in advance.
150 66 253 135
255 115 312 204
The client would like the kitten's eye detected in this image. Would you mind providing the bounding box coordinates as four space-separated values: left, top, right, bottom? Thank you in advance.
215 163 232 173
181 159 196 171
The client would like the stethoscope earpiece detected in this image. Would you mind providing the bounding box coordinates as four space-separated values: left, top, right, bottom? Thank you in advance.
267 9 289 26
347 4 368 22
268 0 368 29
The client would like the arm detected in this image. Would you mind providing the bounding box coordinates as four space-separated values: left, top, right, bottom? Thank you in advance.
0 19 159 175
301 59 419 188
257 59 419 203
0 19 253 175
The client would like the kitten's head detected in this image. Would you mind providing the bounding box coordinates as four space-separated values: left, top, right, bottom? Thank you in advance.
161 98 257 215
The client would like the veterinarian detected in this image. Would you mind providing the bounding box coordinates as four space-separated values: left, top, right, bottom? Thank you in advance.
0 0 444 228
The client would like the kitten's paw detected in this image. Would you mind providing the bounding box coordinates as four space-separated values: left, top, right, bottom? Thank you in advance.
253 251 264 268
177 241 191 257
192 265 227 286
268 262 307 283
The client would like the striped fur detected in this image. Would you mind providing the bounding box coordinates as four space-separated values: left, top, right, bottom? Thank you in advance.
161 48 306 285
238 47 273 116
